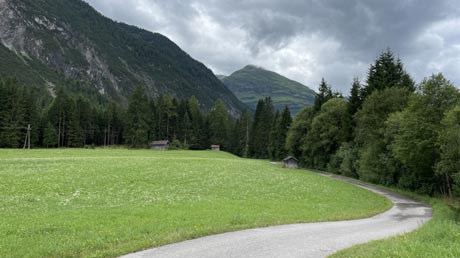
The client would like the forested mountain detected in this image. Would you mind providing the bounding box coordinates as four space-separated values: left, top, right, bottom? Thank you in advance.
0 0 245 114
220 65 316 114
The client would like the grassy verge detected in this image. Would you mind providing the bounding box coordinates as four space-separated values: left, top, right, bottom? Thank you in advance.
0 149 391 257
330 192 460 258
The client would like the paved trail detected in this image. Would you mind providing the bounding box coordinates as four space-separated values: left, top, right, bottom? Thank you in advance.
120 173 432 258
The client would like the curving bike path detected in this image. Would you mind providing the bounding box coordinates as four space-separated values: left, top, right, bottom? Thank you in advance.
120 173 433 258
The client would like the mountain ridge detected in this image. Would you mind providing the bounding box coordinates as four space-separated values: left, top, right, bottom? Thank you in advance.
221 65 316 114
0 0 245 115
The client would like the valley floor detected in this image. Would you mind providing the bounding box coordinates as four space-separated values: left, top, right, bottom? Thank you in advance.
0 149 390 257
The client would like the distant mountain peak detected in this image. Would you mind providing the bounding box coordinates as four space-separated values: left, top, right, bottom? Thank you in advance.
243 64 265 70
221 65 316 115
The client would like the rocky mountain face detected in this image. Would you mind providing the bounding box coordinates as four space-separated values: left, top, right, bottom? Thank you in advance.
0 0 245 115
221 65 316 115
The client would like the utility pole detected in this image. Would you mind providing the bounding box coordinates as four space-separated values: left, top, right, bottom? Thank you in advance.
23 124 31 150
104 128 107 147
245 116 249 157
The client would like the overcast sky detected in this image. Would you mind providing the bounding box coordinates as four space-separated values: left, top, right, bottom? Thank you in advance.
84 0 460 94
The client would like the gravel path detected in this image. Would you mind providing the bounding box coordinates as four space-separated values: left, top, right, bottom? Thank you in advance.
120 173 433 258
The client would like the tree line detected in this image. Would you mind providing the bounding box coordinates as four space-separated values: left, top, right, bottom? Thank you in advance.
0 77 290 160
286 49 460 198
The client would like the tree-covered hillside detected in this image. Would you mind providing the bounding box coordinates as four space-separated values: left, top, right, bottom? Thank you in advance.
0 0 245 114
221 65 316 115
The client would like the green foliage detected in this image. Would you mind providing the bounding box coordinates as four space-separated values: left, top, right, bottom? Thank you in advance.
314 78 334 111
354 87 411 185
363 48 415 99
328 142 359 178
43 122 58 147
221 65 316 115
249 97 275 158
0 149 390 257
389 74 460 194
169 139 185 150
0 78 38 148
125 86 150 148
354 87 411 145
208 99 230 149
303 98 348 169
228 109 251 157
285 107 316 160
436 106 460 197
268 106 292 160
348 77 363 115
187 96 205 149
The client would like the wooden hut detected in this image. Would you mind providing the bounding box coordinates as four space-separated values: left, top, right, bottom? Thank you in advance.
151 140 170 151
211 144 220 151
283 156 298 169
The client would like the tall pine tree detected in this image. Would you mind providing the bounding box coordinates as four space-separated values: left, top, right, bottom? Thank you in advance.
314 78 334 111
208 99 230 150
249 97 274 158
125 86 150 148
362 48 415 100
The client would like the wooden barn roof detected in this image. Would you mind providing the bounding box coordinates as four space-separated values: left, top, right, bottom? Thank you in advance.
151 140 169 145
283 156 298 162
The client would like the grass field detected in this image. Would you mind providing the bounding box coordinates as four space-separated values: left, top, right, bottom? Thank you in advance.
331 194 460 258
0 149 390 258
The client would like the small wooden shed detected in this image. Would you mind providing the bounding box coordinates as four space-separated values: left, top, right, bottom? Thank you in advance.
283 156 298 169
211 144 220 151
151 140 170 151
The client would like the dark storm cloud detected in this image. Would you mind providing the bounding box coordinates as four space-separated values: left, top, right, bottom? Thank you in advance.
84 0 460 93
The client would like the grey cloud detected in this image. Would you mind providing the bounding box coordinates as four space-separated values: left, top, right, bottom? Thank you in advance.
84 0 460 93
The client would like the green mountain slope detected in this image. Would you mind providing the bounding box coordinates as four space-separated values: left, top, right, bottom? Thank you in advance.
0 0 245 115
221 65 316 114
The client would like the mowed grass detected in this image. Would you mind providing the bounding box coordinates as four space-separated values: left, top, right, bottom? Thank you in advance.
331 195 460 258
0 149 391 258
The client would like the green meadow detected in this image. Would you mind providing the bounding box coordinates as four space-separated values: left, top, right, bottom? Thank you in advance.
0 149 390 257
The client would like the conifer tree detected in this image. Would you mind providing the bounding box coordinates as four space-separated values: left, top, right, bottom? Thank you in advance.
188 96 204 149
277 106 293 159
348 77 362 115
314 78 334 111
125 86 150 148
230 109 251 157
0 79 27 147
208 99 230 149
268 110 280 160
363 48 415 100
249 97 274 158
43 122 58 147
269 106 292 160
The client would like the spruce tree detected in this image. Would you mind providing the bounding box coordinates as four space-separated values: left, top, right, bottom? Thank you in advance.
0 79 26 148
43 122 58 147
348 77 362 115
125 86 150 148
249 97 274 158
268 110 280 160
277 106 293 159
314 78 334 111
363 48 415 100
188 96 204 149
208 99 230 149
